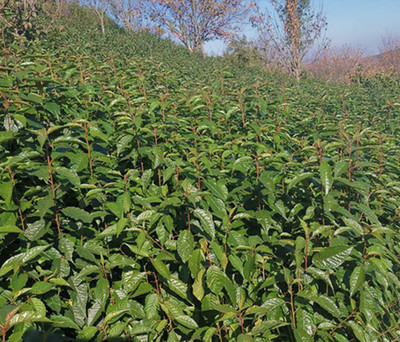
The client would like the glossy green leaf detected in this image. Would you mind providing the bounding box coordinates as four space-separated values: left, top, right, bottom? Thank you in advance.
177 230 194 263
62 207 92 223
194 209 215 240
320 162 333 195
313 246 353 269
350 266 365 297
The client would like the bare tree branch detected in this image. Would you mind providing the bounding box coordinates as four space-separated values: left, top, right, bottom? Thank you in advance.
252 0 328 81
146 0 254 56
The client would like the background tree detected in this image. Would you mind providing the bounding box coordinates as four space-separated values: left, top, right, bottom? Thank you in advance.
147 0 254 56
111 0 148 31
224 35 264 69
378 33 400 73
252 0 328 81
307 45 364 82
81 0 112 35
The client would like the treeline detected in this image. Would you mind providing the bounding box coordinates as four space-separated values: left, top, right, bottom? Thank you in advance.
1 0 400 82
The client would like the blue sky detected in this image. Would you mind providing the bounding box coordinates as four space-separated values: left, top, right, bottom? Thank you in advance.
205 0 400 56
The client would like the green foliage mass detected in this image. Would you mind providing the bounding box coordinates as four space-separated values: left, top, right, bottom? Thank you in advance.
1 4 400 342
37 2 263 85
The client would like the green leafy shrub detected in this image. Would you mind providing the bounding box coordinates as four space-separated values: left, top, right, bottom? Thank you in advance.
1 5 400 342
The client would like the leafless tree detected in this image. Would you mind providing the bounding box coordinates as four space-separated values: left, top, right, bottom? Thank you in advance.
81 0 112 35
146 0 254 56
252 0 328 81
110 0 148 31
307 45 364 82
378 33 400 72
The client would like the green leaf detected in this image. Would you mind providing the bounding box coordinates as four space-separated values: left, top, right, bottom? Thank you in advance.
168 278 188 300
237 334 255 342
296 308 315 336
229 254 244 277
246 298 285 315
320 162 333 195
3 151 40 168
205 195 226 219
117 217 128 237
287 172 313 191
77 327 98 340
30 298 46 317
119 192 131 213
177 230 194 263
0 225 23 235
343 218 364 236
0 245 50 276
314 295 341 318
0 305 21 325
0 76 12 87
10 273 28 291
137 210 157 221
243 255 255 280
31 281 54 294
0 181 13 204
176 315 198 329
293 328 313 342
189 249 203 277
55 167 80 187
347 321 367 342
0 131 14 143
123 271 146 293
49 278 71 287
59 237 74 261
62 207 92 223
313 246 353 269
274 200 287 219
205 180 227 201
194 209 215 240
350 266 365 297
206 266 225 294
193 268 206 301
145 293 159 320
251 320 289 335
27 93 43 104
261 298 286 312
167 331 180 342
117 135 133 155
360 288 376 321
357 204 380 225
152 258 170 279
334 160 348 177
51 315 81 330
37 195 54 218
306 267 334 291
106 202 123 219
87 300 102 327
8 311 51 327
25 219 47 241
44 102 61 119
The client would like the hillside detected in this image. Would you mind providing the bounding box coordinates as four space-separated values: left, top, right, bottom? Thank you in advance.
36 3 265 86
362 48 400 70
1 4 400 342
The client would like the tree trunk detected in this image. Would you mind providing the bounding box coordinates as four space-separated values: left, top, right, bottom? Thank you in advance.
100 20 105 35
292 53 301 82
293 65 300 82
200 41 206 57
99 12 105 35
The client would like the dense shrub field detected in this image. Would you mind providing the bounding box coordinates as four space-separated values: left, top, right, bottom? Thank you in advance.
1 8 400 342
